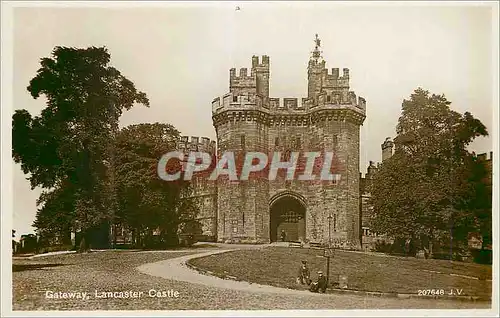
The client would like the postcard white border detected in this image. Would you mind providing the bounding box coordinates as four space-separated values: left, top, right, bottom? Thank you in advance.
1 1 499 317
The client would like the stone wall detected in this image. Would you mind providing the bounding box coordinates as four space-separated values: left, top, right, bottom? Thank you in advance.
212 40 366 246
178 136 217 240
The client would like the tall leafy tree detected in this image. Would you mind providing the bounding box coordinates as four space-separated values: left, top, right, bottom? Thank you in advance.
12 46 149 250
114 123 198 248
369 88 490 257
32 180 76 246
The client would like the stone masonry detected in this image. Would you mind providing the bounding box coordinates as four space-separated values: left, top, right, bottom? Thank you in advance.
210 35 366 246
177 136 218 240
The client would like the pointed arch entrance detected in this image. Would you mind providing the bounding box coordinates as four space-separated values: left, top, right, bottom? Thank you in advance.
269 191 306 242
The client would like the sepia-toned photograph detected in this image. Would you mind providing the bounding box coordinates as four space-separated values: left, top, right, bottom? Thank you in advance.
1 1 498 316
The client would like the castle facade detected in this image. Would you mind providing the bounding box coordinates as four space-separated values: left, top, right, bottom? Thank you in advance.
184 36 368 246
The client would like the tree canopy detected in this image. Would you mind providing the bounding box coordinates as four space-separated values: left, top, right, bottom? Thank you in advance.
114 123 198 247
369 88 491 256
13 46 149 249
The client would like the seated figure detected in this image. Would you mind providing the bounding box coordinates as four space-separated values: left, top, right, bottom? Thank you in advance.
309 271 327 293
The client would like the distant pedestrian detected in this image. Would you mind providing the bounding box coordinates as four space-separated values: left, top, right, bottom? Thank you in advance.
280 230 286 242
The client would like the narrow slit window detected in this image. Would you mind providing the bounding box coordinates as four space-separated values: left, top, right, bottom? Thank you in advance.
296 137 301 149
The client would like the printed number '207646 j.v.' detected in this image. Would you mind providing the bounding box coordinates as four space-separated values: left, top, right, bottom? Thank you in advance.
417 289 464 296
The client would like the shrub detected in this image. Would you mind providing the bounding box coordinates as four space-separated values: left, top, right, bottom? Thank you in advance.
373 240 392 253
470 248 492 265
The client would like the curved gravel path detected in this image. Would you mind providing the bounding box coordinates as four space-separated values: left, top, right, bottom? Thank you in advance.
137 248 491 309
12 247 491 310
138 249 325 296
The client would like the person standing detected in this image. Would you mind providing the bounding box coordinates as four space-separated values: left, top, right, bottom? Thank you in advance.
280 229 286 242
297 260 311 285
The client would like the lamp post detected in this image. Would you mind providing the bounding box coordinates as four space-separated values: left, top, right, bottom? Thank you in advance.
326 214 333 287
327 214 332 247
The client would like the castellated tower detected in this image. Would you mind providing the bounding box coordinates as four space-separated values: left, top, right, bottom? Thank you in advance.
381 137 394 161
212 35 366 246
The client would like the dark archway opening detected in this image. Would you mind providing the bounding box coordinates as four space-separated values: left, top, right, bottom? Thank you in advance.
270 196 306 242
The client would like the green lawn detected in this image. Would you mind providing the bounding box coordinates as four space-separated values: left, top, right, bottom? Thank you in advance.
188 247 492 299
12 248 491 310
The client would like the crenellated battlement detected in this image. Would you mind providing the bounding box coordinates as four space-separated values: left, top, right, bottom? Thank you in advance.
229 68 256 86
322 68 350 91
252 55 270 68
212 92 260 112
324 68 350 79
215 36 366 125
177 135 216 154
229 55 270 99
381 137 394 150
229 55 270 83
269 97 304 110
358 96 366 110
212 92 366 114
476 151 493 162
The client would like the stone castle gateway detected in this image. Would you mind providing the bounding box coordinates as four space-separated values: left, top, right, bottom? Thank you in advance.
203 35 366 246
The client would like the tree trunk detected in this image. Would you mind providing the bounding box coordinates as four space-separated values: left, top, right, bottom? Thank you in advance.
112 225 117 248
428 238 434 259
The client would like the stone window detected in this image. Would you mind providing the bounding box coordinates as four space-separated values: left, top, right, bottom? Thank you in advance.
281 210 301 223
240 135 245 149
283 149 291 161
233 96 238 102
331 174 339 185
327 95 331 102
333 214 337 232
275 137 279 147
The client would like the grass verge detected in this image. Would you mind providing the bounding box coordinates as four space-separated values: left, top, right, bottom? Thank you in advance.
188 247 492 299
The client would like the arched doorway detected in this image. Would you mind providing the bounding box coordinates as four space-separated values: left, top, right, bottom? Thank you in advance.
270 194 306 242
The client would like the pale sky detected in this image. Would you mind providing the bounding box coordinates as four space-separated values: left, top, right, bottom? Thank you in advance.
10 3 495 238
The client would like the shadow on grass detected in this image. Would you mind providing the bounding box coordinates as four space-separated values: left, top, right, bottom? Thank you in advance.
124 243 220 252
188 247 492 299
13 263 69 272
190 243 220 249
